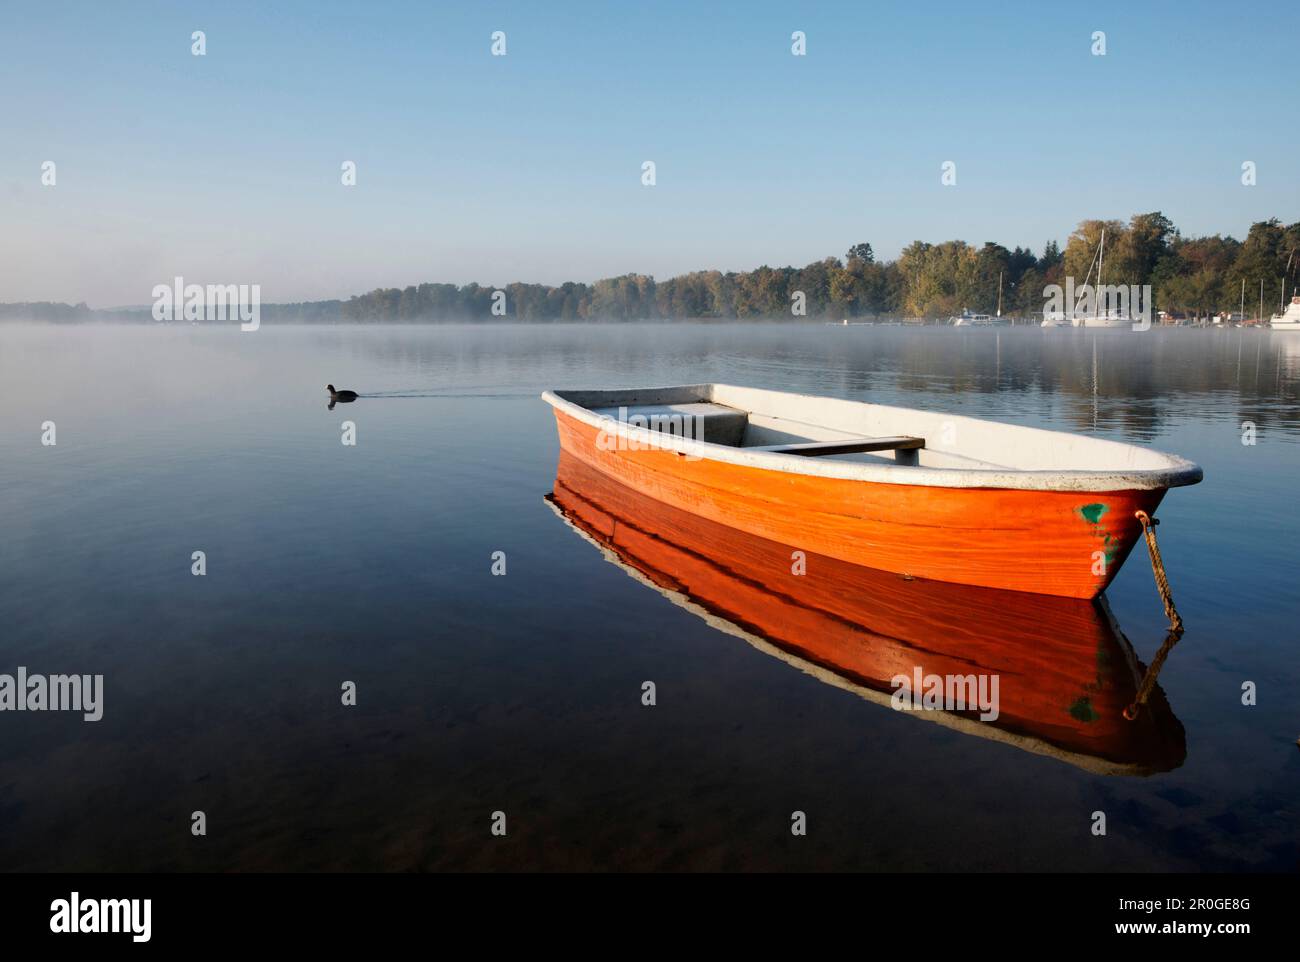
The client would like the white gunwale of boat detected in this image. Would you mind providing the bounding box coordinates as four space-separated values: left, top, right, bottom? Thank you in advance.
542 383 1203 493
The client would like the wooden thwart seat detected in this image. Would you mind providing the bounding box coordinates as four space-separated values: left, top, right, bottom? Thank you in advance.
752 436 926 457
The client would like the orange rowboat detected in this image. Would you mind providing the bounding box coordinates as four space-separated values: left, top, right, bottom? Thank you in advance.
542 384 1202 599
546 450 1186 774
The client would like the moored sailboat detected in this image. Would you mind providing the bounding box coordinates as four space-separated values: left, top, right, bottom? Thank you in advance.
1071 229 1132 328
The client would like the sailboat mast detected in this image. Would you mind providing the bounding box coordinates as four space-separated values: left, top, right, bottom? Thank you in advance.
996 271 1003 317
1096 228 1105 320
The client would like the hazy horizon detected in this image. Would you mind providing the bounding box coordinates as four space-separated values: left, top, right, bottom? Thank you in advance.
3 0 1298 307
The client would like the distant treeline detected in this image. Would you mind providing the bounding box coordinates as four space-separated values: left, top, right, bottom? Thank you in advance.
0 301 99 322
6 214 1298 322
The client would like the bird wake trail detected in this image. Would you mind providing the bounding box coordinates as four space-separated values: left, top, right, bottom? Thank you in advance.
356 389 538 399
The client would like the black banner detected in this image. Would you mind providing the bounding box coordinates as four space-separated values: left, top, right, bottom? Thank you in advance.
0 872 1282 948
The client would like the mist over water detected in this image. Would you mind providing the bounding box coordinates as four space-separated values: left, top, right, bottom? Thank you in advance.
1 322 1297 870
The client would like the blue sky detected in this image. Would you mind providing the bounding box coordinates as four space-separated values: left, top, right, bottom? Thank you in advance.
2 0 1297 306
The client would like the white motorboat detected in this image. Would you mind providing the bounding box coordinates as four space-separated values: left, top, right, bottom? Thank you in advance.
1270 295 1300 331
950 310 998 327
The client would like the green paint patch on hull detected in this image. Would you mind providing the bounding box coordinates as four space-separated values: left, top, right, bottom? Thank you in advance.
1076 502 1121 566
1101 533 1118 564
1077 502 1109 525
1068 696 1099 723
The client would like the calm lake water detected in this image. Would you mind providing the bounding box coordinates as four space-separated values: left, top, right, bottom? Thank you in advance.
1 322 1297 871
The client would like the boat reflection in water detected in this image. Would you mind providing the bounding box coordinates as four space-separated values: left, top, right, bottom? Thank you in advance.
547 450 1185 776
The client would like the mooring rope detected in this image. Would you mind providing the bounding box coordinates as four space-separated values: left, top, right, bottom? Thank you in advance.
1134 510 1184 635
1124 510 1186 721
1123 627 1182 721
